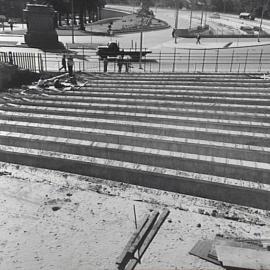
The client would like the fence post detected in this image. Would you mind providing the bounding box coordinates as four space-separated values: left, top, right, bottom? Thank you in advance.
172 47 176 72
144 54 146 71
215 49 219 72
230 49 235 73
33 54 37 72
38 53 44 73
82 46 85 72
187 49 191 73
44 51 47 72
244 49 249 73
158 51 161 72
258 49 263 72
202 49 206 72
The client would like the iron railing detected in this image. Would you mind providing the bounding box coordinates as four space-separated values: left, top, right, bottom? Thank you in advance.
0 48 269 74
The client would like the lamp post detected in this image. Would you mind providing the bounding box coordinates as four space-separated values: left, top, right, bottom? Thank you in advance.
71 0 74 44
189 0 194 29
139 30 143 69
258 0 270 42
174 0 179 44
90 20 93 44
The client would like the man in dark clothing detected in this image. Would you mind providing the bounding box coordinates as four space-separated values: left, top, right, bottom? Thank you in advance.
117 54 123 73
196 34 201 44
103 57 108 72
59 55 67 72
67 56 74 76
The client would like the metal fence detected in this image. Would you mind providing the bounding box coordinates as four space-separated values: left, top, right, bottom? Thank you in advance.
1 48 269 74
0 51 44 72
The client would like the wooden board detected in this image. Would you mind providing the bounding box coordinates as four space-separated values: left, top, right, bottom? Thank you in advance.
208 237 262 260
215 246 270 270
125 209 170 270
189 240 221 265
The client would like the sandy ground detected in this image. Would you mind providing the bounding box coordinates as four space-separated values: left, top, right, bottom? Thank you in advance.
0 161 269 270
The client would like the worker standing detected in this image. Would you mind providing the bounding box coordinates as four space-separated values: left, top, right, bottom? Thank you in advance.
117 54 123 73
196 33 201 44
67 55 74 77
123 55 131 73
103 57 108 72
59 54 67 72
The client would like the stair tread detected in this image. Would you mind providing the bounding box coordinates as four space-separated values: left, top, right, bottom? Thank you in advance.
0 144 269 192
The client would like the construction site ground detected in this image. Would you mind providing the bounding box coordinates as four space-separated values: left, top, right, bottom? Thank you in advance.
0 162 269 270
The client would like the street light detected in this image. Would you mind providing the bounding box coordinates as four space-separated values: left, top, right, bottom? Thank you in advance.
71 0 74 44
90 20 93 44
189 0 194 29
258 0 270 42
139 17 143 69
174 0 179 44
139 30 143 69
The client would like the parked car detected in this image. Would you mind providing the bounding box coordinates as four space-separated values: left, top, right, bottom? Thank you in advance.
209 13 220 19
239 12 255 20
240 25 253 31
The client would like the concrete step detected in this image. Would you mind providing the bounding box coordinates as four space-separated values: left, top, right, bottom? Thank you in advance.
87 80 270 88
0 112 269 162
0 144 269 210
35 93 270 106
92 73 261 80
1 117 269 147
1 131 270 185
4 95 270 109
1 109 269 134
48 88 270 96
15 90 270 99
1 72 270 210
12 84 270 94
2 103 269 123
0 121 268 162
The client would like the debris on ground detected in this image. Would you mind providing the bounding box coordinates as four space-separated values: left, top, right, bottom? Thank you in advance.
190 235 270 270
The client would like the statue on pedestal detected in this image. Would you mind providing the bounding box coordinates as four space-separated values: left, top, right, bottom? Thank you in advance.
24 4 59 48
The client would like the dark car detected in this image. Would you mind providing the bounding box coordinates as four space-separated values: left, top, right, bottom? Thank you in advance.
239 12 255 20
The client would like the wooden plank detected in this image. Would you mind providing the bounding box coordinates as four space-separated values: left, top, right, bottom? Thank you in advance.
116 213 149 267
190 240 221 265
208 236 262 260
128 211 159 255
216 245 270 270
125 209 170 270
117 211 159 270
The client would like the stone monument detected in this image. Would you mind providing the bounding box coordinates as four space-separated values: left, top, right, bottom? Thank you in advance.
24 4 59 48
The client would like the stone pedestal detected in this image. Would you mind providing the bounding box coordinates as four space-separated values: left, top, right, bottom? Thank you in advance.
24 4 58 48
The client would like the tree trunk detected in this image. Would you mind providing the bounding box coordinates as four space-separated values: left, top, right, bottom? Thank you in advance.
66 12 70 26
79 5 85 30
58 13 62 27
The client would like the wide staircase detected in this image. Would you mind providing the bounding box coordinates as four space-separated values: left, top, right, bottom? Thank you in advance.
0 73 270 210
